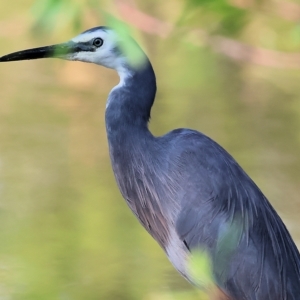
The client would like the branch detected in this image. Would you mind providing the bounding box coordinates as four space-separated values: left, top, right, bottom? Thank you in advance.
115 1 300 69
229 0 300 22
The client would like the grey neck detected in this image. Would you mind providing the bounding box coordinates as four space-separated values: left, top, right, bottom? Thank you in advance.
105 60 157 140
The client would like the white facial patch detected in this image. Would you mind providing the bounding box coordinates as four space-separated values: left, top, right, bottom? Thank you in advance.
71 29 116 44
69 29 126 69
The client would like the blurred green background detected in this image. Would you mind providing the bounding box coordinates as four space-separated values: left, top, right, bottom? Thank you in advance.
0 0 300 299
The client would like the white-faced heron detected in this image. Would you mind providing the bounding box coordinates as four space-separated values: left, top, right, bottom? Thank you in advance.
1 26 299 300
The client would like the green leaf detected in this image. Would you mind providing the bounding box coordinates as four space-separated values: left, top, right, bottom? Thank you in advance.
188 249 214 289
213 214 243 284
31 0 84 34
104 14 147 69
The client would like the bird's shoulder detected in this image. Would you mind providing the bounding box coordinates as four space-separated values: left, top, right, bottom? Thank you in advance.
160 128 246 183
162 128 232 160
160 128 277 236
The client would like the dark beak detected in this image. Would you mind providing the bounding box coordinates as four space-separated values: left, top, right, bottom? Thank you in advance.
0 42 78 62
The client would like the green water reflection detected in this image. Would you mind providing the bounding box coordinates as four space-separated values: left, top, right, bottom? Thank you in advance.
0 8 300 300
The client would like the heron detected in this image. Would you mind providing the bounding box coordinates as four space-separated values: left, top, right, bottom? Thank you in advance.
0 26 300 300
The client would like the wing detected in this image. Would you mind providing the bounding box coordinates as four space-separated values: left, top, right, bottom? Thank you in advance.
164 129 300 300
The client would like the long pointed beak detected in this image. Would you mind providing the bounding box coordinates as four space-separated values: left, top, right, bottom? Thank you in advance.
0 42 77 62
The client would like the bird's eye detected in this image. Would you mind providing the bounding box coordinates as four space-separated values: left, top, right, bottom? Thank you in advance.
93 38 103 47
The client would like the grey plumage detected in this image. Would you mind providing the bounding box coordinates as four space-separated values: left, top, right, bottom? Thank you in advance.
1 26 300 300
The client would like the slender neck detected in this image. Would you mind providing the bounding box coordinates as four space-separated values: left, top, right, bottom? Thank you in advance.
105 60 156 136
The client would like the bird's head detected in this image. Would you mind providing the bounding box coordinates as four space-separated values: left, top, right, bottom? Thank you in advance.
0 26 146 71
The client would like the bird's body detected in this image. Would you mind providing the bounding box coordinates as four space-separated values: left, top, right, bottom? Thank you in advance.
1 26 300 299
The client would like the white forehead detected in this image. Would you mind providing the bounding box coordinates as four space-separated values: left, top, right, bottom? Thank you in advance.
67 27 145 70
71 28 118 44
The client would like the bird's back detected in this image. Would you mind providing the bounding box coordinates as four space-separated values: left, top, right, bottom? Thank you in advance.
162 129 300 300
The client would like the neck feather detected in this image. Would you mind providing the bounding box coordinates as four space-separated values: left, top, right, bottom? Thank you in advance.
105 60 156 135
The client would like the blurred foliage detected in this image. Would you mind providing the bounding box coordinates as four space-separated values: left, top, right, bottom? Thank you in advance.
29 0 300 52
178 0 248 36
188 250 214 290
213 214 243 284
31 0 84 33
104 14 147 68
